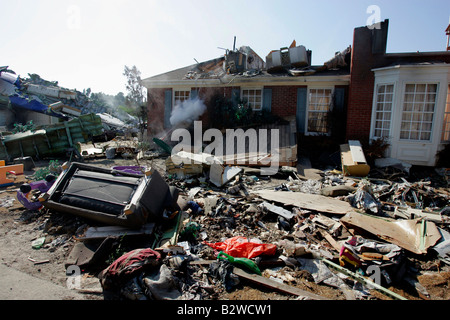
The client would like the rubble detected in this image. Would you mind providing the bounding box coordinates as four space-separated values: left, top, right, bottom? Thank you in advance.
0 136 449 303
0 114 104 162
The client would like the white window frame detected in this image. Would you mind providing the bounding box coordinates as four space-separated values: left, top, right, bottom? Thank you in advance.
399 82 438 142
241 88 263 111
306 87 334 135
442 84 450 142
173 89 191 107
372 83 395 139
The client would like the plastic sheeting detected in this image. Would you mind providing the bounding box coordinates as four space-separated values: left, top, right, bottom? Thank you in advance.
9 95 68 119
204 236 277 259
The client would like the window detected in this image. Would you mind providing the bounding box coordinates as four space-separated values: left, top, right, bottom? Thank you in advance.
400 83 437 141
174 90 191 106
307 88 333 133
241 89 262 111
373 84 394 138
442 84 450 142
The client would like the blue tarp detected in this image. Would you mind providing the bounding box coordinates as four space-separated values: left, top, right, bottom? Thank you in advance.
9 95 68 120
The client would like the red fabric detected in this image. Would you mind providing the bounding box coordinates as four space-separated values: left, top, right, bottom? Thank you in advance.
99 247 162 290
104 248 161 277
205 236 277 259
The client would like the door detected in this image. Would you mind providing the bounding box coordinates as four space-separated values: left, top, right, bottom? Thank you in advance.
392 82 443 166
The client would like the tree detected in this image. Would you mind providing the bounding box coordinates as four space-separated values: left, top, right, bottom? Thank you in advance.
83 87 91 98
123 65 147 137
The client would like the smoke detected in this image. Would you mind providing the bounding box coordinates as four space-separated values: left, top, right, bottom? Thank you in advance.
170 98 206 127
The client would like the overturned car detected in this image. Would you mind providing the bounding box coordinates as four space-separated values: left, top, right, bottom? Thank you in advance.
39 162 180 228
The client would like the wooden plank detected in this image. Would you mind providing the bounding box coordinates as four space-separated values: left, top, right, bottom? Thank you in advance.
319 229 342 252
233 267 330 300
255 190 356 215
189 260 216 266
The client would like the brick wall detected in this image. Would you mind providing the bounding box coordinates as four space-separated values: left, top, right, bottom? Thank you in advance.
346 20 450 144
197 86 234 128
146 86 235 136
266 85 304 117
147 88 166 136
346 25 386 143
148 84 348 136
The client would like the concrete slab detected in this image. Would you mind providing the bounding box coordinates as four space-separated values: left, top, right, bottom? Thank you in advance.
0 264 89 300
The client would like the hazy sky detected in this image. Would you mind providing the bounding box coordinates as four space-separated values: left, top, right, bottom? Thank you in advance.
1 0 449 95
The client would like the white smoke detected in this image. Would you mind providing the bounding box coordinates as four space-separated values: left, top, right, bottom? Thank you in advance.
170 98 206 127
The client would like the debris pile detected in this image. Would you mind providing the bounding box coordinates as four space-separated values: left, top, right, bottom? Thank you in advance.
2 139 449 301
0 66 136 141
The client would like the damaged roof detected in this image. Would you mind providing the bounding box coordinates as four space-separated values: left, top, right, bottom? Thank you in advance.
142 45 351 88
145 56 226 82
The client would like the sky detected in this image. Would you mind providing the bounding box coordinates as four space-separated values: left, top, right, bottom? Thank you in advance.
1 0 449 96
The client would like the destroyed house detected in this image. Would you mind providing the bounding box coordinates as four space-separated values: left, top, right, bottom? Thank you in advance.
347 19 450 166
143 20 450 168
142 44 351 143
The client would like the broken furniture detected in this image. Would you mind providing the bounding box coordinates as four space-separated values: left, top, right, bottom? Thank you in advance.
40 162 180 228
0 162 23 187
340 140 370 177
17 174 56 211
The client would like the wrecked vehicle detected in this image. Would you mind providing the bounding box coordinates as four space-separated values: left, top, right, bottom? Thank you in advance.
39 162 180 228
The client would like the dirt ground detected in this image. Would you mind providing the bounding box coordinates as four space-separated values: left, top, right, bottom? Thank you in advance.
0 152 449 301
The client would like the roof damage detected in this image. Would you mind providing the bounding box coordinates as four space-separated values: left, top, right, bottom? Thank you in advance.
142 40 351 87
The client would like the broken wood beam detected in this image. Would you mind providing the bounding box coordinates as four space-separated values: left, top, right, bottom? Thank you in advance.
232 267 330 300
189 260 216 266
319 229 342 252
27 257 50 265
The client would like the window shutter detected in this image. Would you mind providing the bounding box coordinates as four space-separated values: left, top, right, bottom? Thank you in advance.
164 89 172 128
334 87 345 112
231 87 240 107
190 88 198 100
263 88 272 112
296 87 307 133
